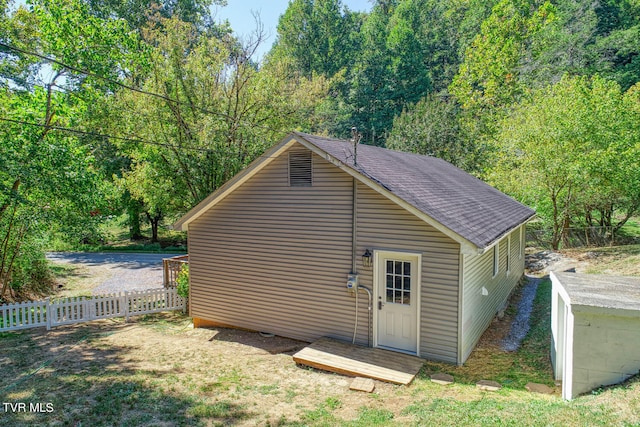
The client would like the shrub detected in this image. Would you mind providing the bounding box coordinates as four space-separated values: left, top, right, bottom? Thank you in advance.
176 264 189 299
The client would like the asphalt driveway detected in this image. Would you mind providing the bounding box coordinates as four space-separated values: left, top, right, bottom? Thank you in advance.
47 252 177 295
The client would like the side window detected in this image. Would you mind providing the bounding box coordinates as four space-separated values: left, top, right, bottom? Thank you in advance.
288 151 313 187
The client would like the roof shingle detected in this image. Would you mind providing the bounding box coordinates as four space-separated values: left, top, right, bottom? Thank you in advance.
296 132 535 249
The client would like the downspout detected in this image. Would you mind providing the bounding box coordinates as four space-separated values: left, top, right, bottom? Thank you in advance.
350 128 372 346
350 176 373 346
352 176 357 276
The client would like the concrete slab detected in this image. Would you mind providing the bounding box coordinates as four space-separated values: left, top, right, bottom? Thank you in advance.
551 272 640 312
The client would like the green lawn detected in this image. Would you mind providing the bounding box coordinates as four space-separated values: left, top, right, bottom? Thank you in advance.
1 280 639 426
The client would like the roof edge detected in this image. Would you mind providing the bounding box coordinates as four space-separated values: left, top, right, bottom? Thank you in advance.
476 212 537 254
292 132 480 254
172 134 298 231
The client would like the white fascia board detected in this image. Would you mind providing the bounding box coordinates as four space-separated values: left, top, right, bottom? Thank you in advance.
476 214 536 255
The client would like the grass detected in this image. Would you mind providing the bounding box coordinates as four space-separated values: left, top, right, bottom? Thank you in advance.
49 214 187 254
564 244 640 276
415 279 553 390
1 275 639 426
618 218 640 241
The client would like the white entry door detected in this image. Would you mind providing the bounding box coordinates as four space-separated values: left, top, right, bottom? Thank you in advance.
375 251 420 354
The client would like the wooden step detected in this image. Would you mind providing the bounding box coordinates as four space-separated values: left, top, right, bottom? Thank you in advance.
293 337 424 385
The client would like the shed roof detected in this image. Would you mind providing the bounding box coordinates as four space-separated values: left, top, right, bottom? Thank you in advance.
174 132 535 250
552 271 640 312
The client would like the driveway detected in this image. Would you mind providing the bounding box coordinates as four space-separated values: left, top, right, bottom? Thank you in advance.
47 252 177 295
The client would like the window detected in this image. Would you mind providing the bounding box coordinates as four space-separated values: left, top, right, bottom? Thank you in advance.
288 151 312 187
385 260 411 305
493 245 499 278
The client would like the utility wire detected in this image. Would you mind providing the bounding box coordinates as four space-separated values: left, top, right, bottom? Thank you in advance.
0 116 280 160
1 116 212 153
0 41 282 134
0 41 215 116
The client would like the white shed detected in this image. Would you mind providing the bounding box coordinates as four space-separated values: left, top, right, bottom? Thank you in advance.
551 271 640 400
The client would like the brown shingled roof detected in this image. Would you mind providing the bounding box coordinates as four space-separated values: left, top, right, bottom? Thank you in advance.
295 132 535 249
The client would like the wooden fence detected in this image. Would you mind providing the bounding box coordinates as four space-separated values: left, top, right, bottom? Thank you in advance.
163 255 189 288
0 288 186 332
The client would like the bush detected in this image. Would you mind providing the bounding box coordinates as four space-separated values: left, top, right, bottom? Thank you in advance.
176 264 189 299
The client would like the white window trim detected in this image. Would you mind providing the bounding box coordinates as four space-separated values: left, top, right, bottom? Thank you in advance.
519 225 524 260
506 235 511 276
493 245 499 278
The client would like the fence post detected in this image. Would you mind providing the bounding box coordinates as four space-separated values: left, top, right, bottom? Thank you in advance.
86 296 93 321
45 297 51 331
163 258 169 288
124 291 130 322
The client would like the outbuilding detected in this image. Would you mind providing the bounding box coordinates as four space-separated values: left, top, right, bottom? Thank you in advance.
551 271 640 399
174 132 535 364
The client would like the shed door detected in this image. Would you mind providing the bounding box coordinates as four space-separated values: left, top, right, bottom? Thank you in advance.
375 251 420 354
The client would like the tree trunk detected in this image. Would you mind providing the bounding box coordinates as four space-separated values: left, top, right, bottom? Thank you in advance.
145 211 162 243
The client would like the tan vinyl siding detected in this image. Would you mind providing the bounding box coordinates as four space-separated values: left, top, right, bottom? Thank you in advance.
460 226 525 362
188 143 462 360
354 183 460 363
189 146 363 345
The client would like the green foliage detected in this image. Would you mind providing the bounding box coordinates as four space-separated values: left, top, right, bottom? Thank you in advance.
0 84 106 299
2 0 640 300
113 15 330 223
271 0 362 78
450 0 556 117
490 75 640 249
387 94 486 173
176 264 189 299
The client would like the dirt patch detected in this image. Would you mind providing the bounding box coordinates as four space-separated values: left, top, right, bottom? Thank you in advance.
0 314 387 425
525 250 589 276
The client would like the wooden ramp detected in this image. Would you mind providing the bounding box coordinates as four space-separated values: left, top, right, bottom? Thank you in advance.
292 337 424 385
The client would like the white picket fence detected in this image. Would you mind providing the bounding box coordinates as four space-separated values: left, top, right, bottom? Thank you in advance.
0 288 186 332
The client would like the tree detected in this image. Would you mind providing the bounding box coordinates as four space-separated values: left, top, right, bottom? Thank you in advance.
0 86 104 299
490 75 640 249
271 0 361 78
387 94 485 173
85 0 221 31
112 16 331 231
450 0 556 118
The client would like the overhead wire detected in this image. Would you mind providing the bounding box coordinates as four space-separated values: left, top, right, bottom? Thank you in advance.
0 116 281 160
0 41 287 135
0 41 294 161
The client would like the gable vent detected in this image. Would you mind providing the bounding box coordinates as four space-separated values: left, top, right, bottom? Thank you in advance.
288 150 313 187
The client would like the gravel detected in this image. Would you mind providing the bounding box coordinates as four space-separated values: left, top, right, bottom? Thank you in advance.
501 276 541 352
47 252 170 295
525 250 563 273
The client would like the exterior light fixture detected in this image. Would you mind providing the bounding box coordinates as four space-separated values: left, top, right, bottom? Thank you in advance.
362 249 373 268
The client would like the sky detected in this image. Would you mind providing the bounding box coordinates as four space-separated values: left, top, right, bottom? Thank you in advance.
212 0 373 60
11 0 373 61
